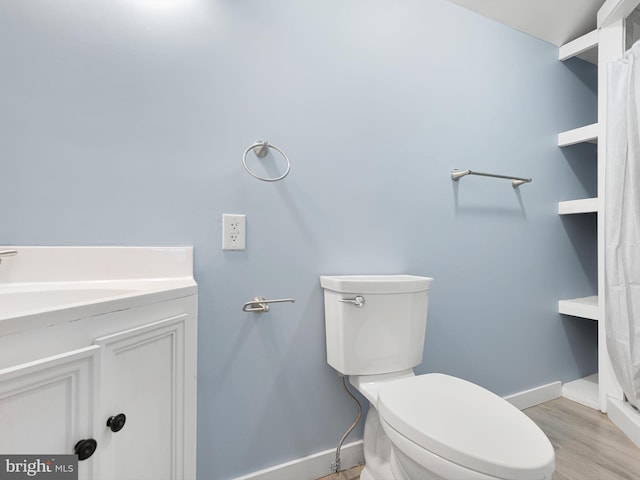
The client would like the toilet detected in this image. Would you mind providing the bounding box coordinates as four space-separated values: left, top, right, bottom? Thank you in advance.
320 275 555 480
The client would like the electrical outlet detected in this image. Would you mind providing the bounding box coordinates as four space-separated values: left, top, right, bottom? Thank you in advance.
222 214 246 250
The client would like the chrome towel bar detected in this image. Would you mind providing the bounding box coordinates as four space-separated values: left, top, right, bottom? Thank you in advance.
451 169 532 187
242 297 296 313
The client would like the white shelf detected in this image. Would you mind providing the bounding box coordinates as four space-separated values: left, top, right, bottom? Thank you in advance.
562 374 599 410
559 30 599 65
559 296 600 320
558 123 599 147
558 197 598 214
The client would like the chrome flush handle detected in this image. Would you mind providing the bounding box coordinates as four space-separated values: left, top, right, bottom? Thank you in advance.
0 250 17 265
339 296 365 308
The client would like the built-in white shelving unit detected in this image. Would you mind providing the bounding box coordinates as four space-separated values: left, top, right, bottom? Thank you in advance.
592 0 640 447
558 30 600 410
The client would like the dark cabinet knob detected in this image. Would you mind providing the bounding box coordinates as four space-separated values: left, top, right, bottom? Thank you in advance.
106 413 126 433
74 439 97 461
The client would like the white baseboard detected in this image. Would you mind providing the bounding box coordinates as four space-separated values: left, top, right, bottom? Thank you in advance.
504 381 562 410
233 440 364 480
561 374 599 410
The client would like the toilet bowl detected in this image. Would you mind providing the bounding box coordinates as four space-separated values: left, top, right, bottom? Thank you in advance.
320 275 555 480
355 372 554 480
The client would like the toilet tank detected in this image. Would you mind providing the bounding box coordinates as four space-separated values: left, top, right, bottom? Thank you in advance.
320 275 433 376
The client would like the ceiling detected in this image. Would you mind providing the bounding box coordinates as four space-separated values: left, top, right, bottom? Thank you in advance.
447 0 606 46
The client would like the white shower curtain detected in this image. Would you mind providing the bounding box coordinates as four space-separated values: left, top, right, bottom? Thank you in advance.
606 41 640 409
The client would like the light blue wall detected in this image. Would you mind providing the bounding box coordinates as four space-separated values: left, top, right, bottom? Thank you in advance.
0 0 598 478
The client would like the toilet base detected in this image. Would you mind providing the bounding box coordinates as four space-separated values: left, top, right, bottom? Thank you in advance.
360 406 447 480
359 405 393 480
358 468 377 480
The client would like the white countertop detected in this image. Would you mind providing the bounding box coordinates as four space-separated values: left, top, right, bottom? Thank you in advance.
0 246 197 334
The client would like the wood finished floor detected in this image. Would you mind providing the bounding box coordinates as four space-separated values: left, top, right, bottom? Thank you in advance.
317 398 640 480
317 464 363 480
524 398 640 480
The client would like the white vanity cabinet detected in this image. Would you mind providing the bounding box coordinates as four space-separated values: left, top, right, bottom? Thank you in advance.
0 295 198 480
96 312 195 480
0 346 100 478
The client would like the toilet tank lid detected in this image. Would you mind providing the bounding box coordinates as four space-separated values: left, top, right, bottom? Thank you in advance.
320 275 433 294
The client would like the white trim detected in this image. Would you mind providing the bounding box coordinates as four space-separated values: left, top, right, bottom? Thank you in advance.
597 16 626 416
233 440 363 480
598 0 640 28
607 396 640 448
504 381 562 410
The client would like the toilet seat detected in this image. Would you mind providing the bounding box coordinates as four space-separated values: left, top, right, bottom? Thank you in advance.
377 374 555 480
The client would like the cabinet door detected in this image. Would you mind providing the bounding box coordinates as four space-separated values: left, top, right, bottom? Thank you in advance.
0 346 100 480
95 314 192 480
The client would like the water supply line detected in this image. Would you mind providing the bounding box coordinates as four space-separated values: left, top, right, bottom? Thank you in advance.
332 373 363 473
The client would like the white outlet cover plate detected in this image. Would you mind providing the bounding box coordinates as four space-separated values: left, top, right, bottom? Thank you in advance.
222 214 246 250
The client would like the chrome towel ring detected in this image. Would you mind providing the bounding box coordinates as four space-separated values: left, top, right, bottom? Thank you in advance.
242 140 291 182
